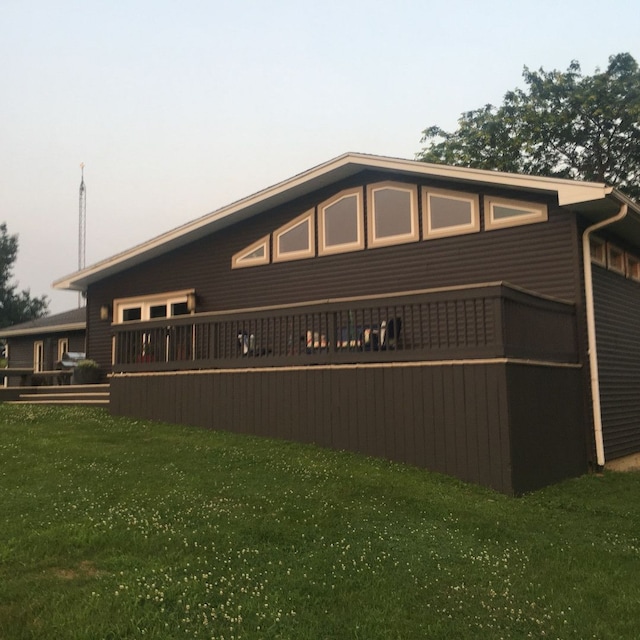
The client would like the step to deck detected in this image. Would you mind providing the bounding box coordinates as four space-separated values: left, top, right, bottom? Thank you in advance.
3 384 110 407
7 399 110 406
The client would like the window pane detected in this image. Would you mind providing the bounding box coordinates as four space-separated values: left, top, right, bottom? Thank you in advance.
429 195 472 229
493 204 532 220
279 219 310 254
171 302 189 316
244 245 265 260
374 189 412 238
123 307 142 322
324 195 358 246
627 257 640 280
590 239 606 265
608 246 625 273
149 304 167 319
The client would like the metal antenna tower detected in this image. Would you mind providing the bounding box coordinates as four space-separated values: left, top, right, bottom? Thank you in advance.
78 163 86 307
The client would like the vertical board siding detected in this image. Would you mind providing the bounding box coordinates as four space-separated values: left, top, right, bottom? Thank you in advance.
508 364 587 494
593 266 640 459
110 362 585 494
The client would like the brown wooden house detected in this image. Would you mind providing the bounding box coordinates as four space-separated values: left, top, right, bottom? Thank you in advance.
53 153 640 494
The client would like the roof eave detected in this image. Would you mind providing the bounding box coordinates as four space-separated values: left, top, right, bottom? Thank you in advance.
0 321 86 339
52 152 634 291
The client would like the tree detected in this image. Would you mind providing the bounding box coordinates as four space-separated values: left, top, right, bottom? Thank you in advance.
0 223 48 329
417 53 640 200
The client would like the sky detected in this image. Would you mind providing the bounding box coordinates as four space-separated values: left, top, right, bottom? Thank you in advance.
1 0 639 314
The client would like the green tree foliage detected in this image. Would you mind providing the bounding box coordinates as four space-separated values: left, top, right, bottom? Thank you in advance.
0 223 48 328
417 53 640 200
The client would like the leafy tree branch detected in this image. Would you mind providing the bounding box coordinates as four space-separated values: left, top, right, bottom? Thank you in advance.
417 53 640 200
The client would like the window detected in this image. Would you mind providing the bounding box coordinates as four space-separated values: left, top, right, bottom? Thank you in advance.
484 196 548 230
273 210 315 262
114 290 195 323
122 306 142 322
171 301 189 315
607 244 626 274
367 182 419 248
33 341 44 373
232 235 270 269
318 187 364 256
422 188 480 239
589 236 607 266
627 254 640 282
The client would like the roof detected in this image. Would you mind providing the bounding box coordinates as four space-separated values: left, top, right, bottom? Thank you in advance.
53 152 640 292
0 307 86 338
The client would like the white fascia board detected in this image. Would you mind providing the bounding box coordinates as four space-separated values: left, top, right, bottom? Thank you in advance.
52 152 625 291
0 322 86 339
348 153 613 204
53 153 358 291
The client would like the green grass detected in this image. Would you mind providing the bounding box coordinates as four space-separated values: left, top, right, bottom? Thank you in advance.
1 405 639 639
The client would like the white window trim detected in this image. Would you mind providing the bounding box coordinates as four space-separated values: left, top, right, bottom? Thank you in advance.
57 338 69 361
367 181 419 249
607 243 626 275
3 343 8 385
484 196 548 230
626 253 640 282
318 187 364 256
232 235 270 269
113 289 195 324
33 340 44 373
273 210 315 263
589 236 607 266
422 187 480 240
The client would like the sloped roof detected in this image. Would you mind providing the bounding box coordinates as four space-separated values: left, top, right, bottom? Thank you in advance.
53 152 640 292
0 307 86 338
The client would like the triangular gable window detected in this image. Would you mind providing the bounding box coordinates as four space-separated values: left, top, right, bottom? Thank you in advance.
484 196 548 230
232 235 270 269
273 210 315 262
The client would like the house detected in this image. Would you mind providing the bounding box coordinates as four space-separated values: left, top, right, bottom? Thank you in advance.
52 153 640 494
0 307 87 385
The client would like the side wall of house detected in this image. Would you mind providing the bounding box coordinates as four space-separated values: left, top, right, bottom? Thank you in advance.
87 171 583 371
592 265 640 459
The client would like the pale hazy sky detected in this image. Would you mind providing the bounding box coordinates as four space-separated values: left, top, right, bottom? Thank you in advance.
1 0 639 314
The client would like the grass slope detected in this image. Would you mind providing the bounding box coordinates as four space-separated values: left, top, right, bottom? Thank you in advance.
0 405 639 639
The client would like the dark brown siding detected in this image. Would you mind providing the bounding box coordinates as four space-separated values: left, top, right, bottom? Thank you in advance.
88 172 581 370
7 337 33 368
592 266 640 459
508 363 587 493
8 332 85 369
110 361 586 495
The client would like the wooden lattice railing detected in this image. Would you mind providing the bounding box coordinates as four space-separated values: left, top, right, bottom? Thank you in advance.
111 283 578 372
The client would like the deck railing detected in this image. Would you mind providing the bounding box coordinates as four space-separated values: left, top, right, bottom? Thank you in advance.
111 283 578 372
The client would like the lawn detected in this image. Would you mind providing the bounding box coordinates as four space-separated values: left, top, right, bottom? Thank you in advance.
0 405 639 639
